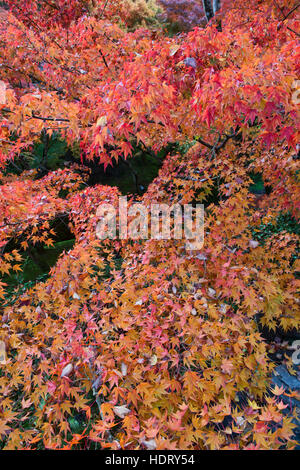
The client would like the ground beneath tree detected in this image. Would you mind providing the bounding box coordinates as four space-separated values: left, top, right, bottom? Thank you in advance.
272 365 300 447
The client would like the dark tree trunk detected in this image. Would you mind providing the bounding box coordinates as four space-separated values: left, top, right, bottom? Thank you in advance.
213 0 221 15
202 0 221 22
202 0 214 22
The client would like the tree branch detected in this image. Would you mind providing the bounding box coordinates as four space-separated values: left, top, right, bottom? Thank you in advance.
282 3 300 21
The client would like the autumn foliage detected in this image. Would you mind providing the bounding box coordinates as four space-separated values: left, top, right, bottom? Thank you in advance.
0 0 299 450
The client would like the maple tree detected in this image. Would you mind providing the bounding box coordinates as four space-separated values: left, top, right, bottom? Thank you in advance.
0 0 299 450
